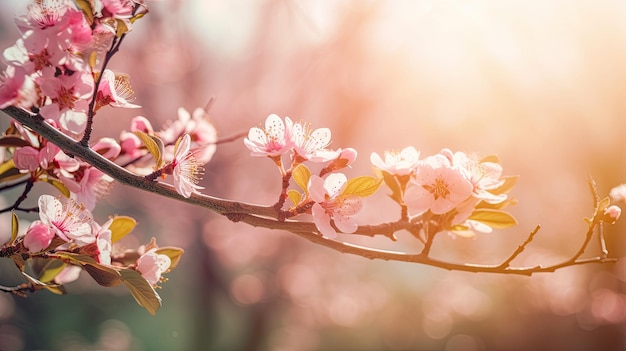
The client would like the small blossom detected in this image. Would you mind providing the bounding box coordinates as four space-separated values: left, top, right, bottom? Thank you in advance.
61 166 113 211
404 154 473 215
292 122 337 162
38 194 95 245
136 248 171 287
0 65 37 109
447 150 506 204
171 134 204 198
308 173 363 239
23 220 55 252
13 146 41 172
370 146 420 176
96 69 140 109
244 114 294 158
160 107 217 164
603 205 621 224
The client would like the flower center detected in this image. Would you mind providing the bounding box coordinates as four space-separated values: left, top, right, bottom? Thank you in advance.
424 178 450 200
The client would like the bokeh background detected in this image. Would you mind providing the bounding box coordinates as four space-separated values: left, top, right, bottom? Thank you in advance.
1 0 626 350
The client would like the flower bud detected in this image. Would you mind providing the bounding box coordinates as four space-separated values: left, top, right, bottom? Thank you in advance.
603 205 622 224
23 220 54 252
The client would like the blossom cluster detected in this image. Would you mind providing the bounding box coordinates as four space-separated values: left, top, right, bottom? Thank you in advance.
372 147 515 238
22 194 173 288
0 0 146 135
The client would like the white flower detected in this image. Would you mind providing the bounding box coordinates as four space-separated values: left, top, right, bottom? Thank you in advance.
38 194 95 246
171 134 204 198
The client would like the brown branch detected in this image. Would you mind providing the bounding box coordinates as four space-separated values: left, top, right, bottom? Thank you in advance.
2 106 619 276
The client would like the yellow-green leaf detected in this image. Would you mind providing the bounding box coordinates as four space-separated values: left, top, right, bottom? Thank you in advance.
21 271 64 294
0 159 17 177
120 269 162 315
74 0 94 24
38 259 67 283
292 164 311 194
343 176 382 198
155 247 184 271
469 209 518 229
287 189 302 207
490 175 519 195
42 177 71 198
480 155 501 164
55 252 123 287
10 211 18 244
134 131 164 168
115 19 130 37
109 216 137 243
0 166 26 183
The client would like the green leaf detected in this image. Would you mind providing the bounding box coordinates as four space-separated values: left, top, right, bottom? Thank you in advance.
490 175 519 195
38 259 67 283
10 211 18 244
292 164 311 194
343 176 383 198
287 189 302 207
0 159 27 183
134 131 164 168
0 137 31 148
469 209 518 229
109 216 137 243
155 247 184 271
120 269 162 315
41 177 71 198
380 170 403 204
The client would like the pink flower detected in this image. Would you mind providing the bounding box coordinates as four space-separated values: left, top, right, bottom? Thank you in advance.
91 218 113 265
16 0 73 31
96 69 140 109
171 134 204 198
308 173 363 239
0 65 37 109
292 122 338 162
61 166 113 211
136 248 171 287
13 146 41 172
23 220 55 252
370 146 420 176
244 114 294 158
91 137 121 160
404 154 473 215
38 194 95 245
445 150 506 204
37 68 94 134
160 107 217 164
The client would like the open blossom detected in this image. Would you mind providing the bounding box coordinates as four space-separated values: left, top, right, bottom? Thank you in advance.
244 114 294 157
61 166 113 211
136 248 171 287
0 65 37 109
171 134 204 198
370 146 420 176
404 154 473 215
292 122 338 162
37 194 95 246
96 69 140 109
160 107 218 164
444 149 506 204
37 67 94 134
308 173 363 239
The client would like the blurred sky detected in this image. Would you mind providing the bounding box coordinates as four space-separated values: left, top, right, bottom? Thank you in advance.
1 1 626 350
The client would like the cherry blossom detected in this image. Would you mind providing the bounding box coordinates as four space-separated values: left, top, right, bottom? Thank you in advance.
171 134 204 198
136 248 171 287
292 122 338 162
96 69 140 110
603 205 622 224
610 184 626 204
160 107 217 164
0 65 37 109
37 194 95 245
244 114 294 158
404 154 473 215
23 220 55 252
37 67 94 134
308 173 363 239
444 149 506 204
53 265 82 284
16 0 73 31
61 166 113 211
370 146 420 176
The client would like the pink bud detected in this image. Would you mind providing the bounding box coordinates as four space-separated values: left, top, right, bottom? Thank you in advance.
23 220 54 252
13 146 40 172
130 116 154 134
604 205 622 224
92 137 121 160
